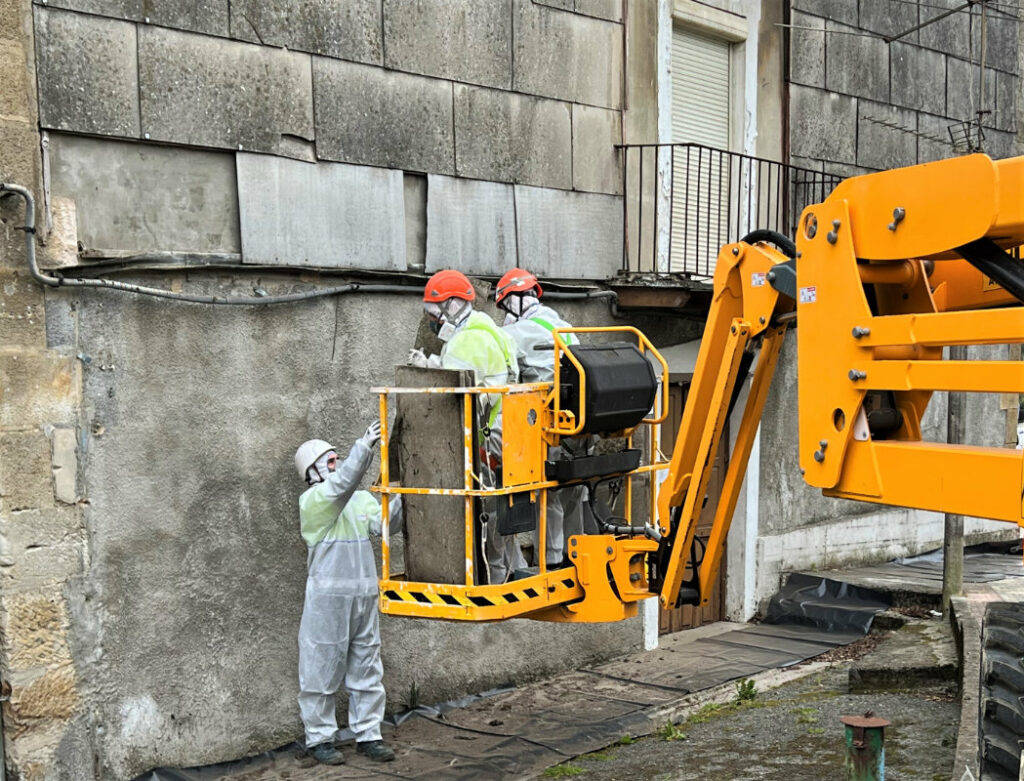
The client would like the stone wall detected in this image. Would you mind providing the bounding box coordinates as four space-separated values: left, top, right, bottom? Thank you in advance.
789 0 1021 175
32 0 630 278
0 1 683 778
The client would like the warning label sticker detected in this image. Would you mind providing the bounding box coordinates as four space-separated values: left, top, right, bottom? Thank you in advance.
751 272 766 287
799 286 817 304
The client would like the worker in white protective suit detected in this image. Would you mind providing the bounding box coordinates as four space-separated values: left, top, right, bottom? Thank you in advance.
496 268 589 569
294 423 402 766
407 269 528 584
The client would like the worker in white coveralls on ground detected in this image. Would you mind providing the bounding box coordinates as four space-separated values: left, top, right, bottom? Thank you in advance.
293 425 402 766
496 268 588 569
407 269 528 583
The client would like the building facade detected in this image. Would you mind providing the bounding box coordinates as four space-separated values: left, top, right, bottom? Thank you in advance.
0 0 1020 777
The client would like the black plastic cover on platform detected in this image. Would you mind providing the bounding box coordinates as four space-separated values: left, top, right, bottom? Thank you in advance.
764 571 890 635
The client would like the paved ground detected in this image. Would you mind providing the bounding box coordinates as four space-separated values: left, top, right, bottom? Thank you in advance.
530 658 959 781
147 549 1023 781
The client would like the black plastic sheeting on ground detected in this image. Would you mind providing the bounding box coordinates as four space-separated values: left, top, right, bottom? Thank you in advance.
131 689 513 781
136 574 893 781
764 571 891 634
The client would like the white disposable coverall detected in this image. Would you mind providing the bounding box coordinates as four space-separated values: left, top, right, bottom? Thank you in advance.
297 441 402 748
502 303 587 566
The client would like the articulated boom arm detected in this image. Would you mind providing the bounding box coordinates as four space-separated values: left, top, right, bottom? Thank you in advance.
652 237 795 610
654 153 1024 613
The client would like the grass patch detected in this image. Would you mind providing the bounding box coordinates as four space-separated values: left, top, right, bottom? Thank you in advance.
618 734 636 745
807 727 826 735
658 721 689 741
734 678 757 703
792 706 819 725
580 752 612 762
543 765 585 778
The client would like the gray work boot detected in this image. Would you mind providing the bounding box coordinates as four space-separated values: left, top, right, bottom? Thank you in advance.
356 739 395 762
309 742 345 765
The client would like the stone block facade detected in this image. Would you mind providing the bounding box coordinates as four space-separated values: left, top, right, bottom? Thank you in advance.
0 1 654 778
790 0 1021 172
30 0 628 284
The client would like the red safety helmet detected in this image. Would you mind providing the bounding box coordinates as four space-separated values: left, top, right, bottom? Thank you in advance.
423 270 475 303
494 268 542 305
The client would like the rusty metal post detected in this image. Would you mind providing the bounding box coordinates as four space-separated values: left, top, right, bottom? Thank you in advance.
840 714 889 780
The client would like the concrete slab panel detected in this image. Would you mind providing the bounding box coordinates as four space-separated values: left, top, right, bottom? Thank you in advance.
790 0 857 26
575 0 622 23
992 70 1017 133
236 153 405 269
789 85 857 165
513 0 622 109
859 0 917 42
454 85 571 189
946 56 996 122
0 269 45 351
919 0 971 61
48 134 240 255
622 0 656 144
984 14 1018 74
34 8 139 137
514 185 622 279
39 0 229 36
383 0 511 89
824 20 889 103
891 43 945 115
789 11 824 89
572 103 622 195
0 39 31 122
314 58 454 175
535 0 573 10
138 26 313 156
856 101 918 172
981 128 1016 161
916 112 957 163
0 431 54 511
229 0 381 65
425 175 517 275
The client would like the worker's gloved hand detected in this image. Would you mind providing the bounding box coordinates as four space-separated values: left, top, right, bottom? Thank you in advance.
360 420 382 448
407 348 441 369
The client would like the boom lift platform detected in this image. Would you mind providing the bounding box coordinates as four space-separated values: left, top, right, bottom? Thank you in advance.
373 152 1024 623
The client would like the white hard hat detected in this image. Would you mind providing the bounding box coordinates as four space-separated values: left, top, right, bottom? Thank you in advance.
295 439 334 482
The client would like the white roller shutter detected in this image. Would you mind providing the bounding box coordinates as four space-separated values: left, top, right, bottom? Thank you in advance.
670 27 731 276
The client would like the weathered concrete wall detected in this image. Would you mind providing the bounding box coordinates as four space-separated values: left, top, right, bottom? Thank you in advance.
0 1 687 778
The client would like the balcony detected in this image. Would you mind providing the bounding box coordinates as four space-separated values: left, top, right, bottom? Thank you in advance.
614 144 842 309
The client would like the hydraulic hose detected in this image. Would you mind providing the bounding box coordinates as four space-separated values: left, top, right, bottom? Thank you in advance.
740 229 797 259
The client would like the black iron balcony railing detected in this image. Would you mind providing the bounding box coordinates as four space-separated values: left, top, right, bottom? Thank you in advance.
620 143 843 279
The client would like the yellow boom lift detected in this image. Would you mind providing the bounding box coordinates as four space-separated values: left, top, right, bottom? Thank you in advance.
372 152 1024 624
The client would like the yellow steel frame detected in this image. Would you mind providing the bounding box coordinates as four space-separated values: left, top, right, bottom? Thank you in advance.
548 326 670 437
374 153 1024 624
371 331 672 623
653 240 794 608
796 153 1024 524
